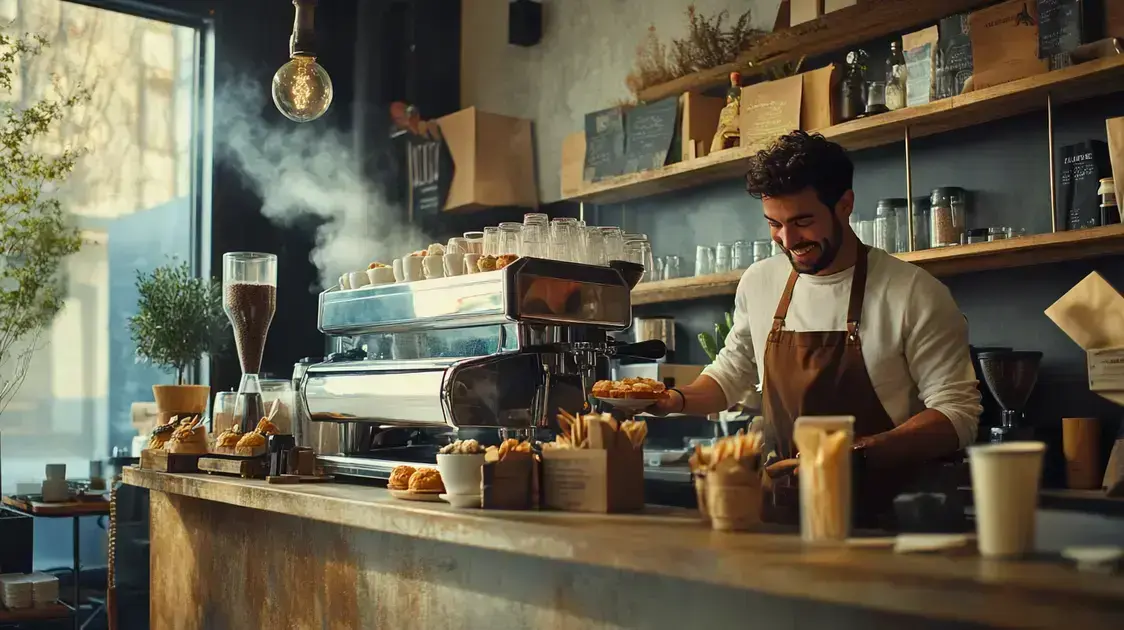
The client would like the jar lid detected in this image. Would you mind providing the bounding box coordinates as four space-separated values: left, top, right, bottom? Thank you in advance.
1099 177 1115 195
912 196 931 210
932 187 965 197
877 198 908 208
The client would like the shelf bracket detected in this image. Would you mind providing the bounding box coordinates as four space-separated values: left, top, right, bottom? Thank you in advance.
905 125 914 252
1048 93 1057 233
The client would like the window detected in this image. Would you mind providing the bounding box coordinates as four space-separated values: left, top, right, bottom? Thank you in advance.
0 0 209 494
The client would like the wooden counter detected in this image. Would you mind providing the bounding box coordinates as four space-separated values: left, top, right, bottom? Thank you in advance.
124 468 1124 629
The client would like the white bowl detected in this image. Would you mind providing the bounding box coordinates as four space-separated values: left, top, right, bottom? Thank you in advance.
436 453 485 496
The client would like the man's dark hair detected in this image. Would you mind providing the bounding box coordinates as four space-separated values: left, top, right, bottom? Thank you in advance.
745 130 854 210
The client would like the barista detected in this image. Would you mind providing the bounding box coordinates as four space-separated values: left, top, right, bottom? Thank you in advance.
653 131 982 520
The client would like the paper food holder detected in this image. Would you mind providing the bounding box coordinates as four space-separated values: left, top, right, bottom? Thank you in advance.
542 442 644 513
1045 271 1124 494
482 452 539 510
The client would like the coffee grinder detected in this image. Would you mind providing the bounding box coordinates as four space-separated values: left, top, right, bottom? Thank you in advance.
978 350 1043 443
222 252 278 432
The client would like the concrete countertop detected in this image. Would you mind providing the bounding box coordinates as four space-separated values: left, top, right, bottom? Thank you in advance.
124 467 1124 629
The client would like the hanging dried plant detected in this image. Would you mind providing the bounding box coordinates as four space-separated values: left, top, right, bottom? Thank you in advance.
626 5 767 99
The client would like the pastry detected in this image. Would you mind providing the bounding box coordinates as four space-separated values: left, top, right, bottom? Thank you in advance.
593 377 667 400
214 424 242 455
496 254 519 269
254 417 279 436
167 417 209 455
388 465 416 491
235 431 267 457
407 468 445 493
439 439 483 455
146 417 180 450
426 243 446 256
477 255 497 272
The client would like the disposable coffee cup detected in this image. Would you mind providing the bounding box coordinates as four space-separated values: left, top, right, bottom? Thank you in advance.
402 256 424 281
444 252 466 276
969 441 1045 558
392 259 404 282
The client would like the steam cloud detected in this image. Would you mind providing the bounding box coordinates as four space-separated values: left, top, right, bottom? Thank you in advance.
214 77 429 292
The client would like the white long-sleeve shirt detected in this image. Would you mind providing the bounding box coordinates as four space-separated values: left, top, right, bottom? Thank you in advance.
702 247 982 447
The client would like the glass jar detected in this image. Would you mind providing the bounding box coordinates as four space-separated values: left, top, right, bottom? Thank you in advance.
987 227 1011 241
771 240 782 257
893 199 910 253
715 242 732 274
886 41 907 110
912 196 931 251
874 199 899 253
695 246 715 276
732 240 751 269
858 220 876 246
753 240 772 263
929 187 966 247
841 50 868 122
865 81 889 116
663 255 682 280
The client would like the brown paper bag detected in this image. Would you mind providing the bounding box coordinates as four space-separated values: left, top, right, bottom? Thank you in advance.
740 75 803 150
542 446 644 513
679 92 726 161
1108 117 1124 200
482 452 536 510
969 0 1049 91
704 459 765 531
801 65 839 132
560 132 586 198
436 107 538 212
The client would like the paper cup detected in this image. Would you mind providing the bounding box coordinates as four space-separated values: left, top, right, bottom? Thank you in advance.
464 253 481 274
969 442 1045 558
436 453 485 496
423 254 445 279
694 474 710 524
704 471 763 531
348 271 370 289
366 266 395 286
402 256 424 281
444 252 466 276
338 274 350 290
392 258 404 282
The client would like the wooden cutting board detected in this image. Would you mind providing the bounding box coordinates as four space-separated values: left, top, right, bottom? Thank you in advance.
1045 271 1124 350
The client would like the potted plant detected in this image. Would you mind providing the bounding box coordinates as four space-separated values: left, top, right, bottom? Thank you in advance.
128 260 228 425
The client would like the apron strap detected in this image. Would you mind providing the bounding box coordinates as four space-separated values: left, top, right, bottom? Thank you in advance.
772 244 871 335
772 268 801 332
846 246 870 340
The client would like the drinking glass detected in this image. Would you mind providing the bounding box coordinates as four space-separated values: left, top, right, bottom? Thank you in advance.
583 226 605 265
482 226 500 256
715 242 732 274
446 237 468 255
695 246 715 276
223 252 278 433
663 255 682 280
732 240 751 269
521 215 548 258
462 231 484 255
599 226 625 263
212 391 237 434
550 218 579 262
498 222 523 256
624 239 654 282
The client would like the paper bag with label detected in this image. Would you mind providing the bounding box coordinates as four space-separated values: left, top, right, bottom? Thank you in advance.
542 447 644 513
482 452 538 510
801 65 839 132
740 75 802 150
1108 117 1124 199
969 0 1049 91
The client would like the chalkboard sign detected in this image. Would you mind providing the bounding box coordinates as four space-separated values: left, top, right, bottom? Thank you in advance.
406 132 454 219
622 97 679 174
1038 0 1084 59
584 107 626 182
939 14 973 98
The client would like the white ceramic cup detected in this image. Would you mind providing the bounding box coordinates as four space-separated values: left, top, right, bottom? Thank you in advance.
392 258 404 282
436 453 485 496
444 252 466 276
338 274 350 290
348 271 370 289
969 441 1046 558
464 253 481 274
366 266 395 286
423 254 445 279
401 256 425 281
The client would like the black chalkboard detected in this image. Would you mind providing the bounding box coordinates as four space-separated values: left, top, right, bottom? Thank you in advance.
939 14 973 98
584 107 626 182
622 97 680 175
1038 0 1085 58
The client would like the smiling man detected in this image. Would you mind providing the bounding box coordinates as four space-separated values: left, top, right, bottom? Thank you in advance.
653 131 981 523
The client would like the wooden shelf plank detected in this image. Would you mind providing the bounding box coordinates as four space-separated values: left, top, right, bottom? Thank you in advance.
631 225 1124 306
0 604 71 622
570 55 1124 205
638 0 995 103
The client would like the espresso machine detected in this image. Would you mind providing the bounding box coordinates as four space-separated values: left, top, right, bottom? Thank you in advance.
294 257 660 478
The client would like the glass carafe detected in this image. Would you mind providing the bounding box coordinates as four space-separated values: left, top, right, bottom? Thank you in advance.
223 252 278 433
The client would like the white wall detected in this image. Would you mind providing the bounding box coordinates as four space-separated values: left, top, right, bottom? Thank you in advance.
461 0 780 203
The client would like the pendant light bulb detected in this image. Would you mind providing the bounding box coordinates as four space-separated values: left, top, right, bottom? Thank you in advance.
273 0 332 123
272 55 333 123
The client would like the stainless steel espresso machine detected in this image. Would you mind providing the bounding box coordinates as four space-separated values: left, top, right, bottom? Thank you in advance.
293 257 660 478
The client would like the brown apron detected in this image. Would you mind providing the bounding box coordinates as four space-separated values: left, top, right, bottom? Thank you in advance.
761 246 904 526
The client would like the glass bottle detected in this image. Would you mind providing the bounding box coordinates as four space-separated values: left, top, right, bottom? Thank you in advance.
841 50 868 122
886 41 907 110
874 200 898 253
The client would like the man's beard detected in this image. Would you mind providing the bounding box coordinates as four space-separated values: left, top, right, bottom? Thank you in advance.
781 214 844 274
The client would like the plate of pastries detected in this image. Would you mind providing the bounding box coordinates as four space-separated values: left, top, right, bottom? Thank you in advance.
387 465 446 501
591 377 669 411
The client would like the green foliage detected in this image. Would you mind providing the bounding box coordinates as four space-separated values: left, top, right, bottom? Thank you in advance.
698 311 734 362
128 260 228 385
0 32 87 413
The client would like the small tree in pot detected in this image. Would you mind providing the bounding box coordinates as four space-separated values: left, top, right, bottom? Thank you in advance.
128 260 228 425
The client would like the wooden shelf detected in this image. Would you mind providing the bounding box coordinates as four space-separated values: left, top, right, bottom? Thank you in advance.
569 55 1124 205
0 604 71 622
638 0 994 103
632 225 1124 306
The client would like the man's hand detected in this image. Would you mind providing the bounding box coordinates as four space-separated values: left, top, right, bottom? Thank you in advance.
650 389 686 416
